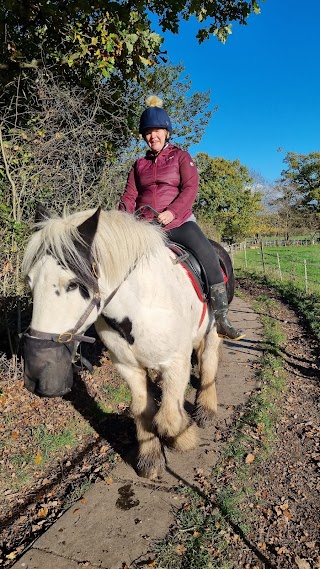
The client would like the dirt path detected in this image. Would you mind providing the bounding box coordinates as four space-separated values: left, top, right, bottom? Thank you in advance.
9 296 263 569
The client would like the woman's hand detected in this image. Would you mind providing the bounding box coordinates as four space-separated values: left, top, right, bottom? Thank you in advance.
158 210 174 226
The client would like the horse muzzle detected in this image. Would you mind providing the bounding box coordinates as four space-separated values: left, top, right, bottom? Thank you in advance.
23 333 75 397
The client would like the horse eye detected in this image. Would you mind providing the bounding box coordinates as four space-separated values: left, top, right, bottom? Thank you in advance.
66 281 78 292
79 283 90 299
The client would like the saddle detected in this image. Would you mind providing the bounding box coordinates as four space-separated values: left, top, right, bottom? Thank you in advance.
167 241 229 304
167 242 210 302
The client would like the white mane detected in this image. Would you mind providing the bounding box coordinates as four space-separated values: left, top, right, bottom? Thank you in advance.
22 209 168 288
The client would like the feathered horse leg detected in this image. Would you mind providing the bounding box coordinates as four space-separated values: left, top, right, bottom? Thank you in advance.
154 353 198 451
115 362 164 479
194 327 222 428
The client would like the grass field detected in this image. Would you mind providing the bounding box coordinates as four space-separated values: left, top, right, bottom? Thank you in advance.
232 244 320 294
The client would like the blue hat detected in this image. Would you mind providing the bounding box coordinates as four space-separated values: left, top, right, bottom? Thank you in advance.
139 96 173 135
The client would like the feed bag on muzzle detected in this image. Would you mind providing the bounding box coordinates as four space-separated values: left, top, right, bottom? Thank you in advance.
23 333 76 397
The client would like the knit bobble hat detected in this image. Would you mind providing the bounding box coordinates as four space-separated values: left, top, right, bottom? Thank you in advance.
139 95 173 135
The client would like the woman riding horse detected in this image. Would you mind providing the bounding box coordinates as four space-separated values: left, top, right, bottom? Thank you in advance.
119 96 245 341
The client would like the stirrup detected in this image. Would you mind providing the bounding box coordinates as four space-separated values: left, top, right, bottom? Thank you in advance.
216 320 246 341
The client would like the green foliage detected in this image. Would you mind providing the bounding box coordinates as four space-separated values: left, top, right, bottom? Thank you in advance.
1 1 263 84
194 153 263 242
0 1 162 83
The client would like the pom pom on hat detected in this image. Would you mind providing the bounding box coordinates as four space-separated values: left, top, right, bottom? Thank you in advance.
145 95 163 108
139 95 172 134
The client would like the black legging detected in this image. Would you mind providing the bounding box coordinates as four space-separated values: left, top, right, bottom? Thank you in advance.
166 221 224 285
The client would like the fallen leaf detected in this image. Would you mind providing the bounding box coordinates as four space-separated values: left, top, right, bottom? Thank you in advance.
193 531 200 537
245 453 255 464
305 541 316 549
0 394 7 406
35 453 43 465
6 552 17 560
37 507 48 518
175 544 186 555
295 558 311 569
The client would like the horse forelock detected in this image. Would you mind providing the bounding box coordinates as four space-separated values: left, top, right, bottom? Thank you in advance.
22 209 167 289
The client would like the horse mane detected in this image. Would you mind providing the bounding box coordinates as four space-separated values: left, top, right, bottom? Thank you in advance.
22 209 168 289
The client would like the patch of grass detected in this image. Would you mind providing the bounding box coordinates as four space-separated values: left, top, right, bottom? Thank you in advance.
154 486 230 569
238 271 320 340
101 382 131 406
233 244 320 295
33 426 76 461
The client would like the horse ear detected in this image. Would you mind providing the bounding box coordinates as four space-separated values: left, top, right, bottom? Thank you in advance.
77 207 101 252
35 203 51 224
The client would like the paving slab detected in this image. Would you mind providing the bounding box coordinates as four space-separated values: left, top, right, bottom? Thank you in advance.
12 296 262 569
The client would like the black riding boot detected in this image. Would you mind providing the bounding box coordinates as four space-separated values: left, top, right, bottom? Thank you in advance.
210 282 246 340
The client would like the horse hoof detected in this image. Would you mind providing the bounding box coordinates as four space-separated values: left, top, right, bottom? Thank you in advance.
194 405 216 428
137 454 165 480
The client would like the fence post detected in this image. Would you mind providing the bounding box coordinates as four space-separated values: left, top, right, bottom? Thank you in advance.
230 246 234 267
244 242 248 268
260 240 266 274
277 253 282 281
304 259 308 293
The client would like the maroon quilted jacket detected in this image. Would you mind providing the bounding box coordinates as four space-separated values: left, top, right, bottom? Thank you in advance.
119 143 199 230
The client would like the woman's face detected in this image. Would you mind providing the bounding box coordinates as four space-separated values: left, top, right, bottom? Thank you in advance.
144 128 168 153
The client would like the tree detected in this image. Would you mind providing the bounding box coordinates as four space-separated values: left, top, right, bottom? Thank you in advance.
194 153 263 242
0 0 263 83
274 151 320 237
279 151 320 213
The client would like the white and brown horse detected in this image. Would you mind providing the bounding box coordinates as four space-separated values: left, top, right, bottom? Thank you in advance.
22 206 232 478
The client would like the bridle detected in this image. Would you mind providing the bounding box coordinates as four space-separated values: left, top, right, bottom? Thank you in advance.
24 263 101 347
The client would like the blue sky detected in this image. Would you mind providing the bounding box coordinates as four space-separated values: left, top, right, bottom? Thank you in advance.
155 0 320 184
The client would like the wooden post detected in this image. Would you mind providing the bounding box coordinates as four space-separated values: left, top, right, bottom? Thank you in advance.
304 259 308 293
277 253 282 281
244 242 248 268
260 240 266 274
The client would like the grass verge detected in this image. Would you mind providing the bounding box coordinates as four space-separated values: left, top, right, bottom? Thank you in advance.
155 295 287 569
236 270 320 341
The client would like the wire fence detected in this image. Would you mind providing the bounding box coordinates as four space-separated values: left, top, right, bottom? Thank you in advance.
230 241 320 295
